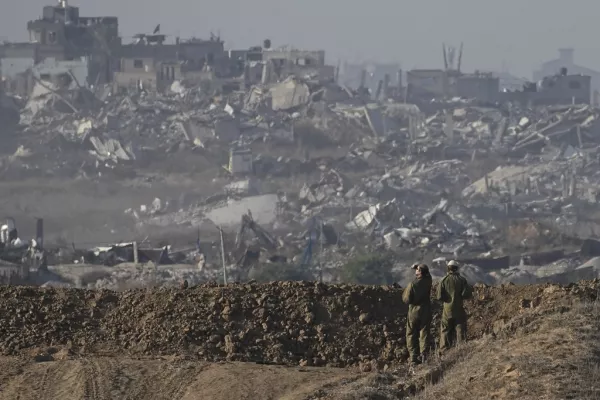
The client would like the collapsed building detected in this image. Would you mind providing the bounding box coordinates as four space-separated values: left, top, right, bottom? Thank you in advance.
347 44 593 107
3 4 600 291
0 0 120 93
0 2 335 97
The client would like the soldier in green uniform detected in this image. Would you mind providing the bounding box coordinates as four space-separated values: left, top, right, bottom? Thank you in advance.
402 263 432 365
436 260 473 352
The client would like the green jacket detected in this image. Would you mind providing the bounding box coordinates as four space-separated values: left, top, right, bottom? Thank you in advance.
402 275 432 318
436 271 473 319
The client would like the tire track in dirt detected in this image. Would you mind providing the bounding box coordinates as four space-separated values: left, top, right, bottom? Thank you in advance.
38 364 51 400
44 361 86 400
0 356 355 400
0 359 85 400
80 358 117 400
122 359 210 400
167 363 212 400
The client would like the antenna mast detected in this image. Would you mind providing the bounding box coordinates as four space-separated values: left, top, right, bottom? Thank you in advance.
457 42 464 73
443 43 448 70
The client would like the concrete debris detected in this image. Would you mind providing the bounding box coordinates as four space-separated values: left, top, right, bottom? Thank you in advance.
3 61 600 288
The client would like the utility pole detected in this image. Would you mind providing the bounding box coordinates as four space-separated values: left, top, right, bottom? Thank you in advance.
219 226 228 284
318 221 324 283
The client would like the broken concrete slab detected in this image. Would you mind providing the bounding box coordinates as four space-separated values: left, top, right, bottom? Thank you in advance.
206 194 279 227
270 79 310 111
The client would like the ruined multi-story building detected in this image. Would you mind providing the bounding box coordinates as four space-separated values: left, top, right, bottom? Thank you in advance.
0 1 121 96
0 1 120 86
341 62 401 96
534 48 598 102
0 3 352 94
261 47 334 83
406 69 450 98
501 69 591 106
1 1 230 93
113 35 226 91
456 72 500 103
229 41 335 86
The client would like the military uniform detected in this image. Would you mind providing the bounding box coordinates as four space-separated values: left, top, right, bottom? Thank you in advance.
402 271 432 363
436 270 473 351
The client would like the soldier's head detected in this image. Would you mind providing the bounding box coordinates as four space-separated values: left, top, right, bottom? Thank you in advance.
447 260 460 272
412 263 430 279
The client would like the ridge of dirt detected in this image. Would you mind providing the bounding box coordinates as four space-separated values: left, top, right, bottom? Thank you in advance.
415 304 600 400
0 280 599 370
0 281 598 399
308 301 600 399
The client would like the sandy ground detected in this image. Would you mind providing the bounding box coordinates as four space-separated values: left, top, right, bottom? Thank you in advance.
287 304 600 400
2 301 598 400
0 283 598 399
412 302 600 400
0 357 354 400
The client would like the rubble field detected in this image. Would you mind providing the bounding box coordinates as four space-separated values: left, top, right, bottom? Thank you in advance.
1 280 598 369
5 75 600 288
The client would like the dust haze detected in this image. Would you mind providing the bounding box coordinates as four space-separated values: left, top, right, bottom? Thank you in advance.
0 1 599 399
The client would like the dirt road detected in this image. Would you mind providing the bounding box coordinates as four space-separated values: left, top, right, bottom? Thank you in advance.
0 356 353 400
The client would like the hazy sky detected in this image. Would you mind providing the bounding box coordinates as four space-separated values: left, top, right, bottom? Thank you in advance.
2 0 599 78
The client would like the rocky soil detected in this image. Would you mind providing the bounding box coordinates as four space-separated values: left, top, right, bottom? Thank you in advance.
0 280 598 369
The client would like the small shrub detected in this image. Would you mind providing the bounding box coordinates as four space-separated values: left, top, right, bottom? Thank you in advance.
249 262 315 282
338 252 395 285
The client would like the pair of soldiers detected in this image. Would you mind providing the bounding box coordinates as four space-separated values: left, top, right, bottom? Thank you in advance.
401 260 473 365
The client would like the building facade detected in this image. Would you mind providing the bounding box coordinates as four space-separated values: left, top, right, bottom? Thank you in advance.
406 69 450 98
501 73 591 106
533 48 597 103
456 72 500 103
0 1 119 88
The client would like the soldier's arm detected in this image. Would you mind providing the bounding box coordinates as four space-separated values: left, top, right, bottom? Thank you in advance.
402 282 414 304
436 279 444 301
461 278 474 300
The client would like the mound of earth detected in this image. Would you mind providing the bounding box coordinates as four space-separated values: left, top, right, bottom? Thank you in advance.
0 280 599 370
311 288 600 399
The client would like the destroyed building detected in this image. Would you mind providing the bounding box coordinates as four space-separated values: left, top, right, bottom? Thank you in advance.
231 42 335 85
0 3 337 95
0 0 120 89
456 72 499 103
534 48 600 101
340 62 402 95
406 69 449 98
113 36 226 92
5 3 600 294
501 68 591 106
262 48 334 82
496 71 528 92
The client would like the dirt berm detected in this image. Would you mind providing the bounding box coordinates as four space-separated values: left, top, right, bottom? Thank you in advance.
1 280 599 368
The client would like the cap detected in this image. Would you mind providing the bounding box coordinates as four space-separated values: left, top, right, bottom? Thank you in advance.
447 260 460 268
411 263 419 269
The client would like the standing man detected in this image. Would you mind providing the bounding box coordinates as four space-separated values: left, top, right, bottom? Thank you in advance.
436 260 473 352
403 263 433 365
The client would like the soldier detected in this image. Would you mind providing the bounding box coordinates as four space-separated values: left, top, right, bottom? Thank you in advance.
403 263 433 365
436 260 473 352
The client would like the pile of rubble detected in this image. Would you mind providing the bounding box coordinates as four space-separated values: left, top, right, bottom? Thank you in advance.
0 281 597 367
6 71 600 287
4 76 383 180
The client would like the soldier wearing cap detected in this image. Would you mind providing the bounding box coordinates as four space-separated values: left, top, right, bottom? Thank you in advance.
436 260 473 352
402 263 432 365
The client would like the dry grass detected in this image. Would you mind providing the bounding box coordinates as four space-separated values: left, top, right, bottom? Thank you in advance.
307 302 600 400
414 302 600 400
